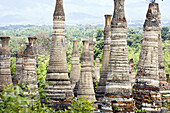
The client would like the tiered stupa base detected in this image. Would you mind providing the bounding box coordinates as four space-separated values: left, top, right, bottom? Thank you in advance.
46 72 73 100
96 71 107 101
133 85 162 112
100 97 134 112
45 72 73 110
0 55 12 92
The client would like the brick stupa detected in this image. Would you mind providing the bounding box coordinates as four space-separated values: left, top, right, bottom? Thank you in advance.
102 0 134 112
20 36 39 96
13 51 24 85
0 36 12 92
133 3 162 112
89 36 95 80
45 0 73 107
70 40 80 97
77 40 96 102
156 3 168 92
14 36 37 85
96 14 112 101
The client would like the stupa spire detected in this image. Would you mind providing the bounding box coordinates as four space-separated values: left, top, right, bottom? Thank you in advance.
45 0 73 107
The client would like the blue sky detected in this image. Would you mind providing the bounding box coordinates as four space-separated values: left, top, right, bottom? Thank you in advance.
0 0 169 25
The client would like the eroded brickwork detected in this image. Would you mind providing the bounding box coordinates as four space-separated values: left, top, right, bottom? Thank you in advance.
77 40 96 102
0 36 12 92
28 36 37 58
133 3 162 112
45 0 73 103
102 0 134 112
13 51 24 85
20 37 39 96
156 4 168 92
96 14 112 101
70 40 80 97
130 58 135 87
89 36 95 80
156 4 170 109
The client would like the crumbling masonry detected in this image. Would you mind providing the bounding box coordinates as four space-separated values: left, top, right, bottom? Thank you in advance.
130 58 135 87
102 0 134 112
89 36 95 80
156 4 168 91
45 0 73 104
14 36 37 85
96 14 112 101
77 40 96 102
133 3 162 112
20 36 39 96
70 40 80 97
156 2 170 109
28 36 37 58
13 51 24 85
0 36 12 92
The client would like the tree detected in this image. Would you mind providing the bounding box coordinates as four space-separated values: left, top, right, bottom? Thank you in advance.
9 37 27 57
94 38 104 61
162 40 170 74
0 83 55 113
95 29 104 41
161 26 170 41
36 31 51 55
10 57 16 81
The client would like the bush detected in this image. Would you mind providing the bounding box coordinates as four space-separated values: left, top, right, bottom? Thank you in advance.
0 83 54 113
57 96 96 113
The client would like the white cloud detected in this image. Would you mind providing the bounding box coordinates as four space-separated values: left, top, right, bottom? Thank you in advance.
0 0 169 25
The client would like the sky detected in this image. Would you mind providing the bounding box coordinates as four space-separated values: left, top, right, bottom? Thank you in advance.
0 0 169 25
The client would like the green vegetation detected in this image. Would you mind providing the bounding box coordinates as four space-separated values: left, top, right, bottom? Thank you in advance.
135 108 147 113
112 105 118 113
0 83 55 113
0 84 95 113
0 25 169 112
57 96 96 113
162 26 170 41
10 57 16 81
